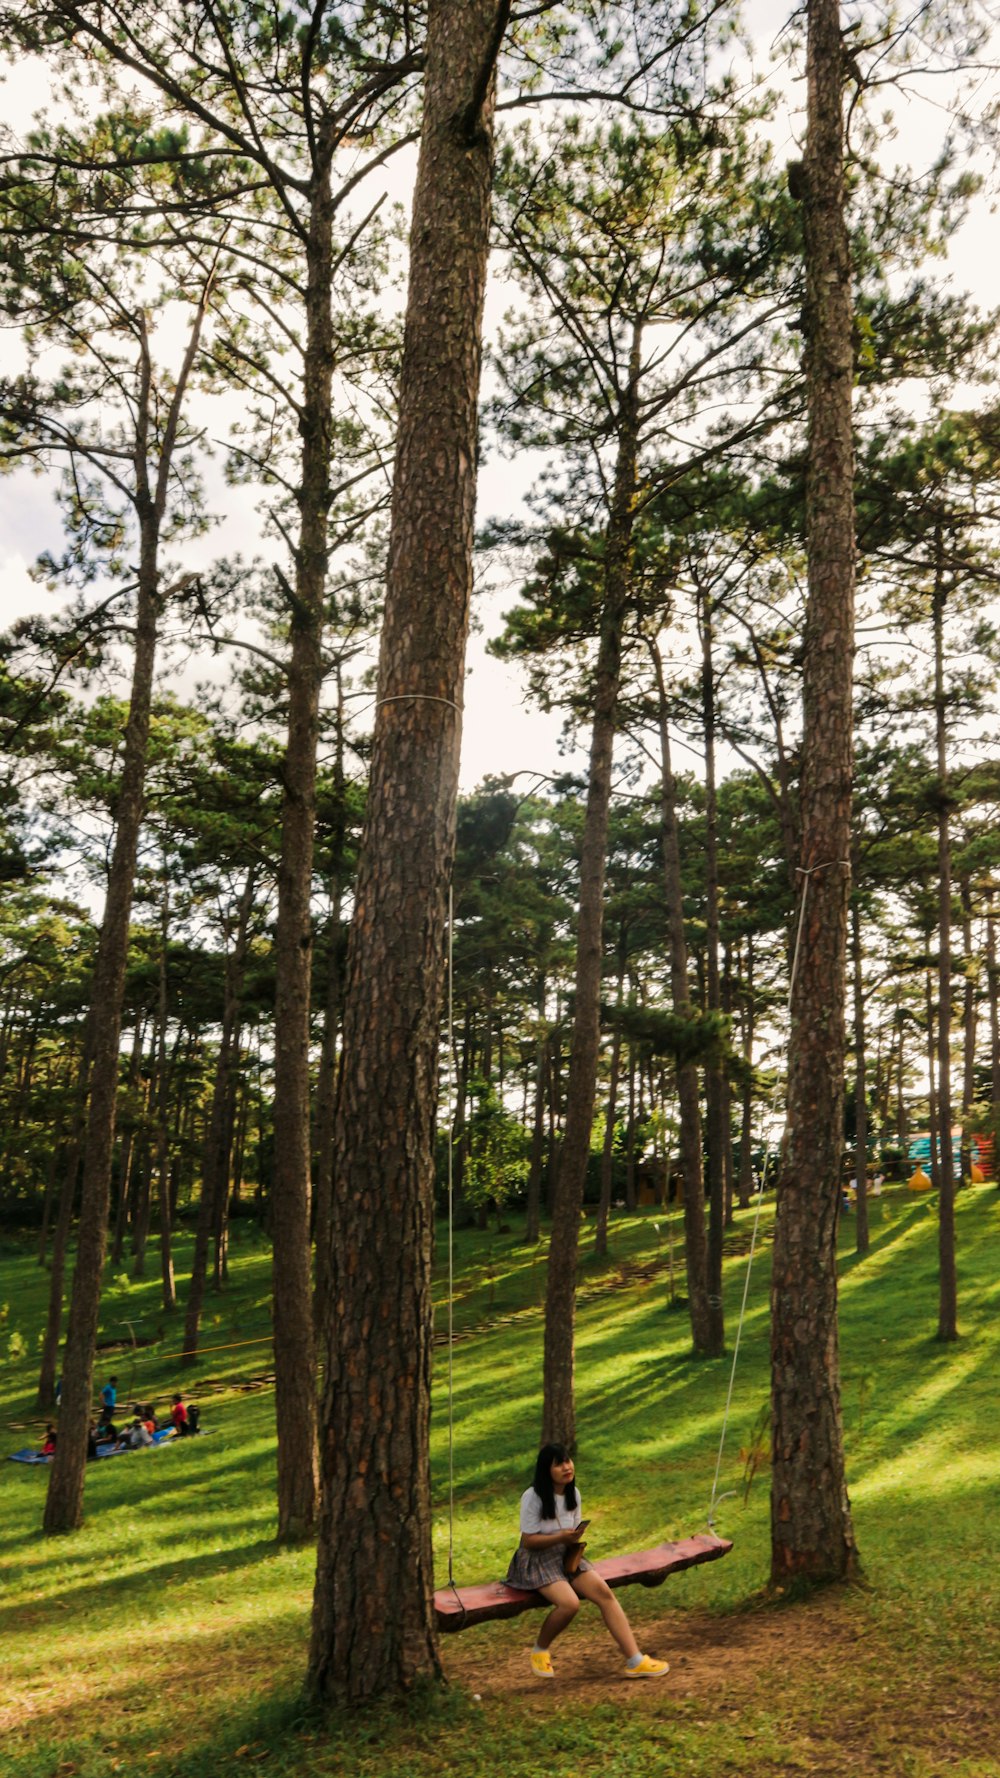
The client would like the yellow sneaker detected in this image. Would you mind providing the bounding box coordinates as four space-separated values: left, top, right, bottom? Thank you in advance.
625 1654 670 1679
530 1648 555 1679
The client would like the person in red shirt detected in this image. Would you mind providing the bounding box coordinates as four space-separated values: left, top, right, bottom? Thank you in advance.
170 1394 189 1436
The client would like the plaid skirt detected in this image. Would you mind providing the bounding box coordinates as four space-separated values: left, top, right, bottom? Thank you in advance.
506 1543 593 1590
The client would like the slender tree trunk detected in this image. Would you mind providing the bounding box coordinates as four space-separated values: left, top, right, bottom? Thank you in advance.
542 323 642 1447
230 1073 249 1210
44 451 170 1534
932 554 957 1339
595 962 625 1260
738 939 756 1210
37 1111 65 1266
770 0 858 1584
149 877 176 1311
525 976 547 1243
896 1005 910 1153
36 1036 92 1412
130 1137 153 1277
185 869 255 1359
982 910 989 1130
313 674 347 1336
268 134 344 1539
312 874 343 1336
959 876 975 1182
625 1044 637 1209
309 0 502 1703
111 1013 146 1266
212 1021 241 1289
650 640 712 1354
927 967 940 1190
722 946 735 1228
701 592 726 1346
851 900 869 1255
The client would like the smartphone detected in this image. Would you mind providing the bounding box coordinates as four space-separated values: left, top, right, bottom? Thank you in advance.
575 1518 591 1534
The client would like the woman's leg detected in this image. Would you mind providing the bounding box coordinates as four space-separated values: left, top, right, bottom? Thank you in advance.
535 1578 581 1650
572 1571 639 1659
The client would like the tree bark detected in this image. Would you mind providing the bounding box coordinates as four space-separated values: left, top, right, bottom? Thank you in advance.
650 639 712 1354
308 0 502 1705
542 321 642 1447
769 0 858 1585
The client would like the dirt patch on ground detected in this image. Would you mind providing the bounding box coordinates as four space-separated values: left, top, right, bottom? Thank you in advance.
443 1594 1000 1775
443 1595 849 1706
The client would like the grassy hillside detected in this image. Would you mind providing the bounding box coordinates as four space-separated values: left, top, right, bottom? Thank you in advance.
1 1184 998 1777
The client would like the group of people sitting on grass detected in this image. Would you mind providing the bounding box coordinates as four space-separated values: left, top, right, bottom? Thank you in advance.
38 1381 200 1459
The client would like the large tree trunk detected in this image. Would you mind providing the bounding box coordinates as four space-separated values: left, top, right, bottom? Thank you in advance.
542 322 642 1447
851 899 870 1254
932 554 957 1339
308 0 502 1705
701 592 726 1346
650 640 713 1354
769 0 858 1585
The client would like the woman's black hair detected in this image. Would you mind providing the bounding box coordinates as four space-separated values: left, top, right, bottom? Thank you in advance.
532 1443 578 1519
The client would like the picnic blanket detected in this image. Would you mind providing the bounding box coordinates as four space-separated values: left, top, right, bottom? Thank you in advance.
8 1426 178 1465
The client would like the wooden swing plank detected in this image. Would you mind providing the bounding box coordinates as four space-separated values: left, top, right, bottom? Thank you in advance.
433 1532 733 1633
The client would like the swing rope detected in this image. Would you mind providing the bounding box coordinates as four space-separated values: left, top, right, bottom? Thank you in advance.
706 857 849 1530
446 879 457 1588
443 880 468 1622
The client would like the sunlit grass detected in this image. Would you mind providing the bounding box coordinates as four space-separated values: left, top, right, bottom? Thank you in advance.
1 1183 998 1776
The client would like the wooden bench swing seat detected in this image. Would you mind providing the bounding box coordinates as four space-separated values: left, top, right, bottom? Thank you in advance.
434 1531 733 1633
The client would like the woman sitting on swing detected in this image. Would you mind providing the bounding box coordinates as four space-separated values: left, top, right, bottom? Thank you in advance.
507 1443 669 1680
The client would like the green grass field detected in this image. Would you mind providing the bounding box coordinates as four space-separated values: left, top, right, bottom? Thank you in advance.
2 1185 998 1778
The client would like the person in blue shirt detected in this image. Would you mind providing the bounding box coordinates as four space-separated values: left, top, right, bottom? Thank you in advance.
100 1376 119 1418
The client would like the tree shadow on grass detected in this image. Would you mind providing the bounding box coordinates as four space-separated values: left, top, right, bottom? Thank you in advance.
0 1533 284 1634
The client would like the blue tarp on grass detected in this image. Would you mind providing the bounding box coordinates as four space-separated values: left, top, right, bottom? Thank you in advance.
8 1426 178 1464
